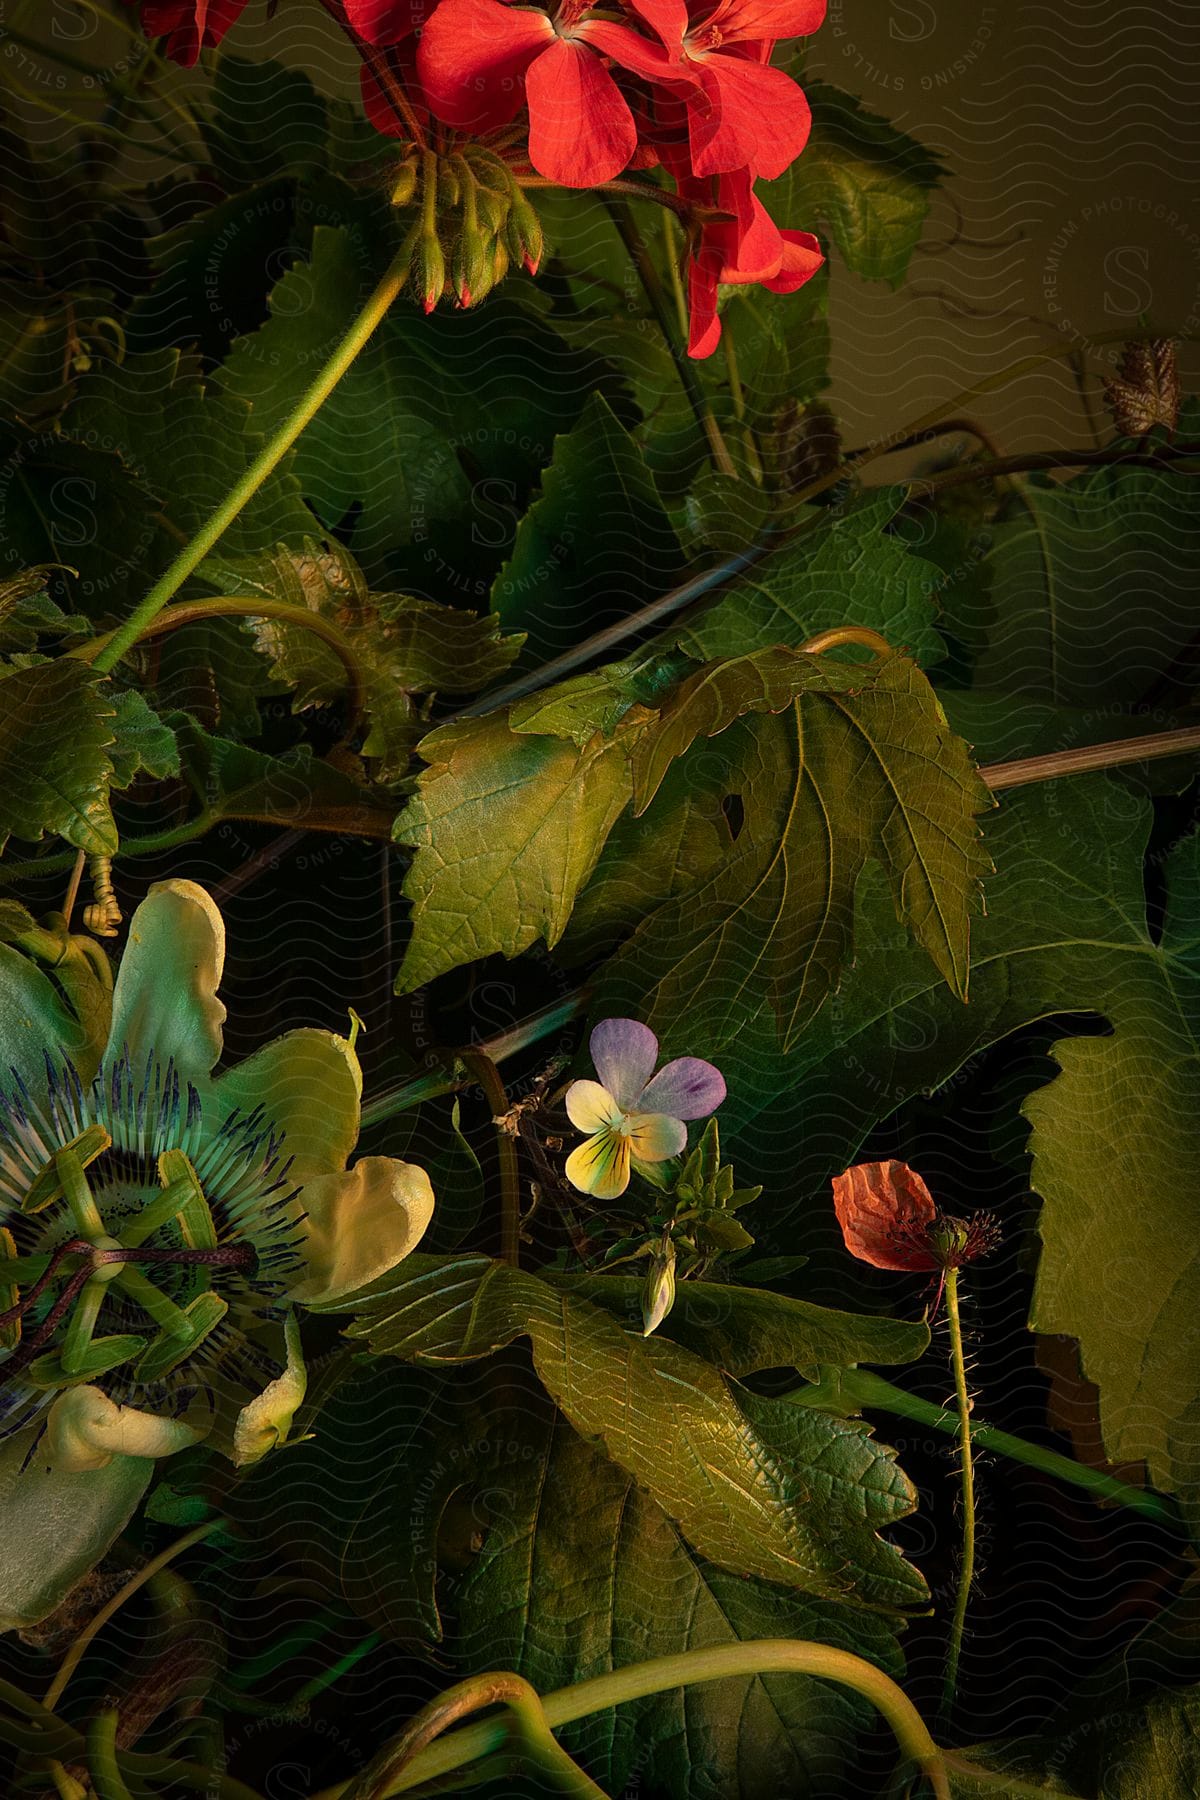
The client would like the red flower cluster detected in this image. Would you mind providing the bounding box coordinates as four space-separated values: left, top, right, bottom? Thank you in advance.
129 0 825 354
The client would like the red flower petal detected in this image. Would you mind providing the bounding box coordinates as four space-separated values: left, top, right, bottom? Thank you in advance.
763 227 824 293
576 17 685 84
623 0 690 52
688 57 812 179
705 0 827 44
831 1161 942 1272
525 38 638 187
139 0 247 65
418 0 552 132
344 0 427 43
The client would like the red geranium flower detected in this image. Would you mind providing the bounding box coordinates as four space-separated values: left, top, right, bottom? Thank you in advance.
343 0 429 38
683 168 822 357
629 0 825 178
417 0 677 186
131 0 247 64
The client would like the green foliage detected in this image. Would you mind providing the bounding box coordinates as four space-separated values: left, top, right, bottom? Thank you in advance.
0 661 116 854
393 710 642 991
494 392 684 660
456 1415 908 1799
676 492 945 665
172 713 393 839
320 1253 927 1609
595 653 992 1051
769 82 947 285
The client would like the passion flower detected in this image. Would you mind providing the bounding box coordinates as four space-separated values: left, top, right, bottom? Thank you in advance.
0 881 434 1475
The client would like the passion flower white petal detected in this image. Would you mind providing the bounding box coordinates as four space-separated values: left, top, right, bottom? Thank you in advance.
290 1157 435 1306
43 1386 205 1474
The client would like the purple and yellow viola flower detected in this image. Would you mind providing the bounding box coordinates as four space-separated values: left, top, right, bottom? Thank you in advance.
564 1019 725 1201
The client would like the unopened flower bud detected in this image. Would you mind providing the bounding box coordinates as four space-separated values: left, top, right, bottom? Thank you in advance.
390 159 419 208
641 1241 676 1338
507 200 544 276
414 234 446 315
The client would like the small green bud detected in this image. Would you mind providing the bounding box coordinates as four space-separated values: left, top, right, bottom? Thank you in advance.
641 1239 677 1338
414 234 446 315
390 159 419 208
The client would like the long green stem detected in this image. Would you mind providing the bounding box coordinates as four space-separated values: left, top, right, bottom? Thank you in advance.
941 1269 975 1722
785 1366 1179 1528
312 1642 948 1800
87 1708 135 1800
605 196 737 480
91 251 410 676
43 1520 220 1711
76 595 368 730
344 1673 609 1800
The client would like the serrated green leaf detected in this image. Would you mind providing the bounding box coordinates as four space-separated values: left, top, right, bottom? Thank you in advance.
676 492 945 666
203 57 327 190
393 710 642 992
631 645 881 813
203 540 523 783
320 1252 926 1610
769 82 946 286
108 690 179 790
457 1415 908 1799
0 661 116 854
493 392 685 660
596 654 993 1051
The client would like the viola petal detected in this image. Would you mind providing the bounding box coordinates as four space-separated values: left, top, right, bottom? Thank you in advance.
525 38 638 186
688 58 812 180
590 1018 659 1110
565 1127 631 1199
418 0 552 131
831 1160 941 1272
565 1079 624 1134
626 1111 688 1162
638 1057 726 1120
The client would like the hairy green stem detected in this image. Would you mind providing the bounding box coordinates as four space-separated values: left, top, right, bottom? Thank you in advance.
313 1642 947 1800
785 1366 1179 1527
941 1269 975 1723
912 439 1200 494
91 250 410 675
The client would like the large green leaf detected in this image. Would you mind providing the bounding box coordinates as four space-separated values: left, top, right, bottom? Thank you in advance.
218 226 619 578
972 461 1200 708
393 710 642 993
322 1253 927 1610
946 1682 1200 1797
60 347 315 598
457 1413 909 1799
595 654 992 1051
0 660 116 854
769 82 947 286
493 392 685 661
675 492 945 666
172 713 394 839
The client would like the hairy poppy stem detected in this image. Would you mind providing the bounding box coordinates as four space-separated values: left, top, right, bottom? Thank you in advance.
940 1267 976 1724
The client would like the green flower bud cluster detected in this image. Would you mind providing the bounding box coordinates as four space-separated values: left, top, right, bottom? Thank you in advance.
389 146 545 314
